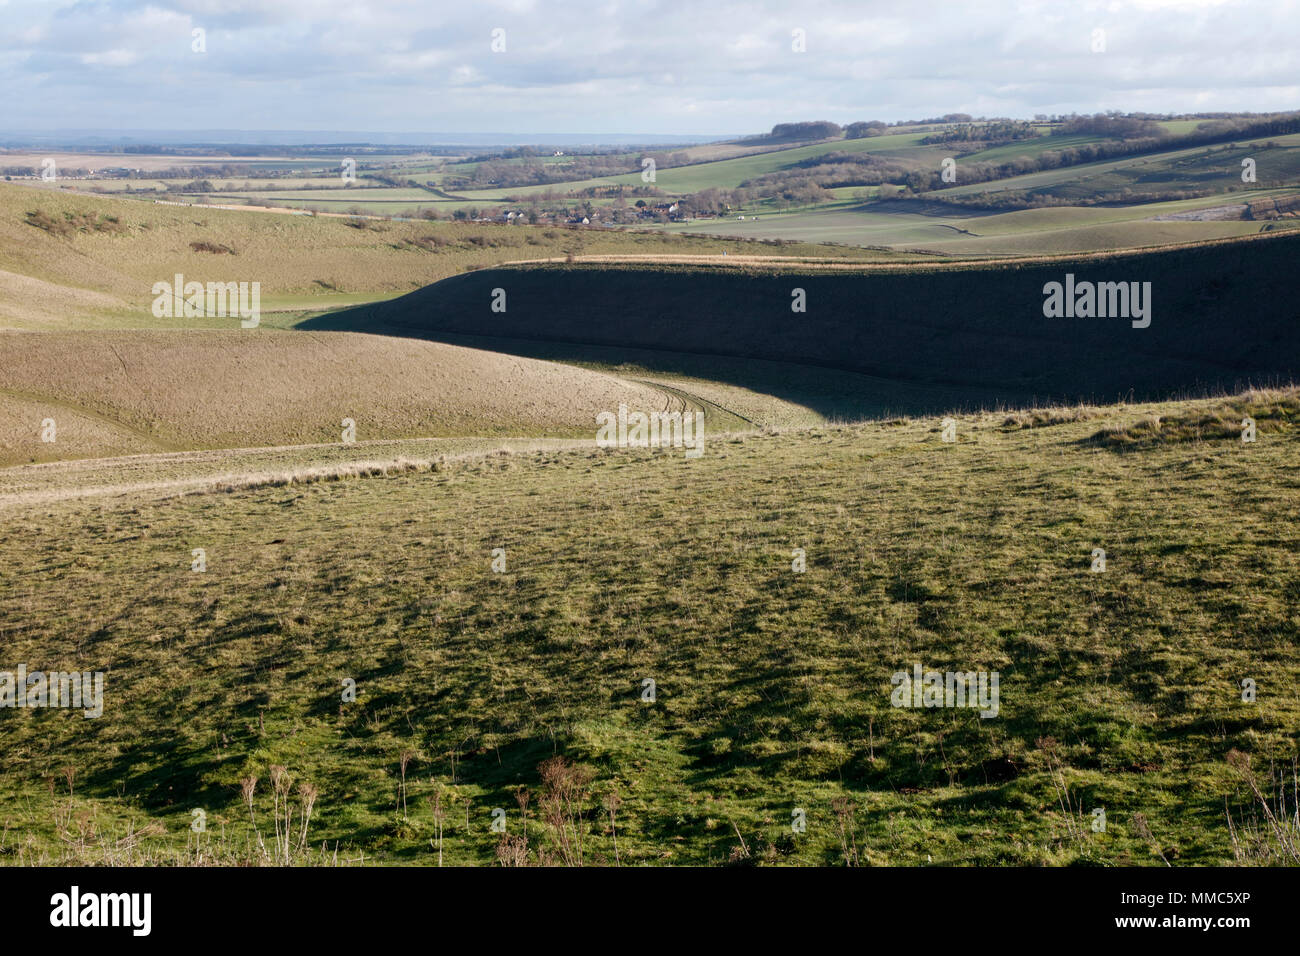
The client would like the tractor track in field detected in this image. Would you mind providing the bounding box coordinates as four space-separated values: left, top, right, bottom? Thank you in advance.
0 385 184 454
0 435 596 508
628 378 760 430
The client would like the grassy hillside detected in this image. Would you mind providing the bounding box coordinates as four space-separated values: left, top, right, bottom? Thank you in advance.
3 157 1298 869
0 183 890 329
310 232 1300 410
0 330 684 466
1 388 1296 865
950 134 1300 203
368 331 1020 428
32 123 1300 257
0 435 594 509
444 132 946 202
669 192 1298 253
421 125 1300 232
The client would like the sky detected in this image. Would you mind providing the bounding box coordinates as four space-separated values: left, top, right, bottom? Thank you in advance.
2 0 1298 140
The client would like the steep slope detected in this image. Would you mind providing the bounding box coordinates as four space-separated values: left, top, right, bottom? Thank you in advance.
310 232 1300 409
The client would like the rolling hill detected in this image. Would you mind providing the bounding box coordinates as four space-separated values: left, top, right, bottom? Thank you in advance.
308 232 1300 411
1 173 1297 868
0 330 681 466
0 182 892 330
1 386 1296 865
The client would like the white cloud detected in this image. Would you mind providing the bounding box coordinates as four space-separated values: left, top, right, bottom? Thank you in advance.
80 48 140 67
2 0 1297 134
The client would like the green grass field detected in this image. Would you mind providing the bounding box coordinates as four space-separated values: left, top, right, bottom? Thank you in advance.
668 190 1299 252
35 122 1300 262
3 130 1299 868
1 388 1296 865
445 132 945 201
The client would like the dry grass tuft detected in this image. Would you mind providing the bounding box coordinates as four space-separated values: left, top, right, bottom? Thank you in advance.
1090 387 1299 447
1001 404 1103 430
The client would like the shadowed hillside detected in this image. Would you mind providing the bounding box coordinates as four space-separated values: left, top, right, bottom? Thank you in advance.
307 234 1300 412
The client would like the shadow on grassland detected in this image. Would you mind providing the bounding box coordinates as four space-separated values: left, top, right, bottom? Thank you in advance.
301 233 1300 419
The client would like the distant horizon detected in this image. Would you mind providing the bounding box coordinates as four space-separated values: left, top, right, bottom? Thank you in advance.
0 130 731 149
0 108 1290 151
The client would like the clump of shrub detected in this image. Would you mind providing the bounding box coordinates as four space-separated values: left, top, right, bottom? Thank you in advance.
25 209 72 236
1001 405 1102 430
343 216 386 231
189 240 236 254
461 233 521 249
25 209 128 237
402 235 449 252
